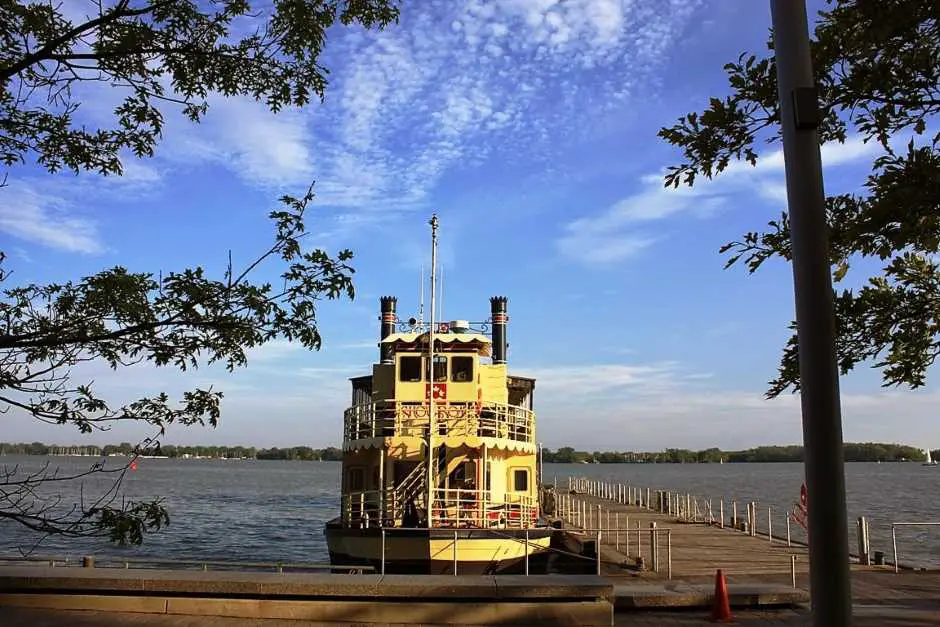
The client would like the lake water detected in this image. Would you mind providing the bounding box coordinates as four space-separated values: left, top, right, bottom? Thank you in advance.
1 457 938 569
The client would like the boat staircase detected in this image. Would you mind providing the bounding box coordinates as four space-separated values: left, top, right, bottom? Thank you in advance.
388 463 426 522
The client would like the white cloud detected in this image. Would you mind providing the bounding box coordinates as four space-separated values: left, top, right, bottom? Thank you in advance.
0 185 104 254
558 134 883 266
521 362 683 397
4 0 711 247
118 160 163 186
339 340 380 350
525 360 940 450
242 339 308 363
162 96 314 190
278 0 708 210
0 153 166 254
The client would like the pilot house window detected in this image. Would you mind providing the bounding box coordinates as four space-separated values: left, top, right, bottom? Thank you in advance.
513 469 529 492
399 356 422 382
451 356 473 382
427 355 448 382
347 467 364 491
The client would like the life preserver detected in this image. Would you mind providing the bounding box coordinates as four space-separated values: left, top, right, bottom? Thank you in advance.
799 482 808 511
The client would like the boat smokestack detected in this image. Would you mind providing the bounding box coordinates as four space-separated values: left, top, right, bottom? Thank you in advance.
490 296 508 364
380 296 397 364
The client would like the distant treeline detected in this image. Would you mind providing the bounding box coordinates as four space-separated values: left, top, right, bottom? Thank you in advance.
0 442 343 461
2 442 934 464
542 443 937 464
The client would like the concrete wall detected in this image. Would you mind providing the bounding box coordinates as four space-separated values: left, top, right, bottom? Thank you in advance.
0 568 613 627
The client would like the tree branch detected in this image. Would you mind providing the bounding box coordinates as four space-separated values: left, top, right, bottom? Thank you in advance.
0 1 174 82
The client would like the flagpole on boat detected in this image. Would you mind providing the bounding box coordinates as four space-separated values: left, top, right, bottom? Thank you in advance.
426 214 439 529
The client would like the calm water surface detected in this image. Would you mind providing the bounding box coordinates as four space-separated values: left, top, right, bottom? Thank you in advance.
1 457 938 568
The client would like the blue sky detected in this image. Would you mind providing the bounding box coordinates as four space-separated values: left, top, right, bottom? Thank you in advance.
2 0 937 451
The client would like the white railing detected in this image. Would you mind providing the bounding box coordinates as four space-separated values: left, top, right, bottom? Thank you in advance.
0 555 371 573
341 487 538 530
341 490 386 527
428 488 538 529
343 400 534 444
891 521 940 573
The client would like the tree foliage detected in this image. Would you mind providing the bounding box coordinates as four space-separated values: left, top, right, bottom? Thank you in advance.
0 0 398 179
1 189 355 548
540 443 930 463
0 442 345 460
0 0 399 549
658 0 940 397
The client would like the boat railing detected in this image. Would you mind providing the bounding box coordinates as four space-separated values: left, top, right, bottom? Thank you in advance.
341 490 385 527
343 401 534 443
341 488 538 530
429 488 538 529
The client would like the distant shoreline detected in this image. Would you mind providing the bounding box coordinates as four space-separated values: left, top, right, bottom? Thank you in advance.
0 455 929 465
1 441 934 464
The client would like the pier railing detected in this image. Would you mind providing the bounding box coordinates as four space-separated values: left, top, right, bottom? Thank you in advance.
566 477 809 543
0 555 372 573
343 400 534 444
563 476 940 576
891 521 940 573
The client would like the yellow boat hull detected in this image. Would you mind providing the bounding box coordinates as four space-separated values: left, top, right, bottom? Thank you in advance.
324 522 554 575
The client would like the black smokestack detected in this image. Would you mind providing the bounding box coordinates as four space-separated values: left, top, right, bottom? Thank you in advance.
490 296 508 365
380 296 397 364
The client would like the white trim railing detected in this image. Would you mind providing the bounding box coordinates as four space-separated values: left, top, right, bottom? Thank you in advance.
341 487 538 530
428 488 538 529
343 401 534 444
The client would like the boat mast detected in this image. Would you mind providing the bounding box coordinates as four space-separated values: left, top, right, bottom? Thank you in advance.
418 265 425 325
426 214 439 529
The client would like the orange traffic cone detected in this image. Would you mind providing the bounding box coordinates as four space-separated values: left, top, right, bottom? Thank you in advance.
710 568 733 623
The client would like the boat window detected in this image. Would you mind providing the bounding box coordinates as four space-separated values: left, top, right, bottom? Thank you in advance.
399 356 422 382
347 467 364 491
451 356 473 382
426 355 448 382
512 468 529 492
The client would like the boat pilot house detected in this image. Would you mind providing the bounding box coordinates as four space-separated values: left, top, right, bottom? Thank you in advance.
325 295 552 574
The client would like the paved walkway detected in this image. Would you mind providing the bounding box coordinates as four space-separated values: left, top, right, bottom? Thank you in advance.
617 606 939 626
1 571 936 626
1 604 938 626
614 571 940 626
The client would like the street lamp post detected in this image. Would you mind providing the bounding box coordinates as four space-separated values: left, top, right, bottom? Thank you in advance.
769 1 852 625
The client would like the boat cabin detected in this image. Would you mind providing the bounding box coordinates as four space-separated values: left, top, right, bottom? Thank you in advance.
339 297 539 530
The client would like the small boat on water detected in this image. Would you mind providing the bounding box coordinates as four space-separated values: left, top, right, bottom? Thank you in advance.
324 215 553 574
923 448 937 466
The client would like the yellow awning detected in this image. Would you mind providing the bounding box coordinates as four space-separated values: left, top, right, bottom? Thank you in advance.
381 332 492 356
343 435 537 454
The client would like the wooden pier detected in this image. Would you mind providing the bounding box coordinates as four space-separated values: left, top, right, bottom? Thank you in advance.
553 477 835 580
